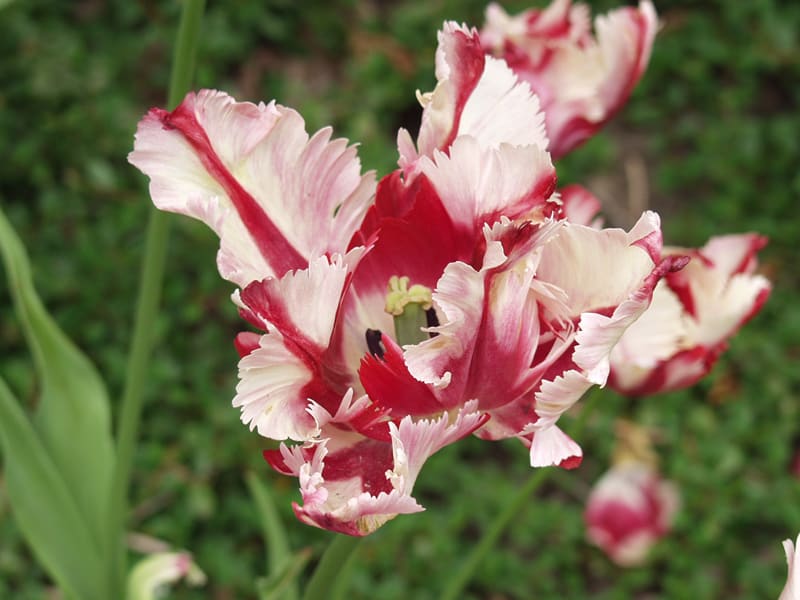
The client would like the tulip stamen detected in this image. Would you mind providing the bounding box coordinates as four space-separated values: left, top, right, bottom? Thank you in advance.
385 276 435 346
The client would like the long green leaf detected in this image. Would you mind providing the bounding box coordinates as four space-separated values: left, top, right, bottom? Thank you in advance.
245 471 295 596
301 535 362 600
256 550 312 600
0 377 106 600
0 207 114 551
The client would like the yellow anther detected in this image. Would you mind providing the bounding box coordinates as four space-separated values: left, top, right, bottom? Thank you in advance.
385 276 433 316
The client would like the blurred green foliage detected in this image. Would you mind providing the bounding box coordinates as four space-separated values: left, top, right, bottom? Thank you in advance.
1 0 798 598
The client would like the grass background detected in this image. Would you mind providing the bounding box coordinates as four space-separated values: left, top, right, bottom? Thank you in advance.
1 0 798 598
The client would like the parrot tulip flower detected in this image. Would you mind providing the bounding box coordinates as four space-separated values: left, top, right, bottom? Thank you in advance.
130 21 679 535
585 462 679 566
608 233 770 396
480 0 658 158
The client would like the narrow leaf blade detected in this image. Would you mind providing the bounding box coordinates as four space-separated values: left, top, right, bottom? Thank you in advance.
246 471 298 600
0 377 106 600
0 207 115 548
256 550 312 600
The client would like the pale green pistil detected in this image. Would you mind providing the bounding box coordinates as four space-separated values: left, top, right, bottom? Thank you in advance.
385 275 433 347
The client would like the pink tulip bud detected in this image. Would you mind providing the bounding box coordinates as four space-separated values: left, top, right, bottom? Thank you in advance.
585 463 678 566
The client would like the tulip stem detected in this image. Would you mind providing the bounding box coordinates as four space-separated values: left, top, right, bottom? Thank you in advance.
107 1 205 596
439 389 602 600
302 534 362 600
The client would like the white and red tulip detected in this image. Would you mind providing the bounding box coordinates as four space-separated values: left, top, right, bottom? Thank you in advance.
480 0 658 158
609 233 771 396
130 22 679 535
585 462 679 566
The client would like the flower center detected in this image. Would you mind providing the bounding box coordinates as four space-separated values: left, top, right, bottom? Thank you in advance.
384 276 437 346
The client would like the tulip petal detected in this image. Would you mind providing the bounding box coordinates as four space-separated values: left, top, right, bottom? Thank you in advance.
401 21 548 175
129 90 375 284
276 402 487 536
420 135 556 236
233 333 318 441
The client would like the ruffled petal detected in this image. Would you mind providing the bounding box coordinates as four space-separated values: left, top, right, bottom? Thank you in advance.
420 135 557 236
239 250 364 355
572 253 686 385
129 90 375 284
359 334 445 418
670 234 770 347
232 332 317 441
233 251 370 436
275 402 487 535
400 22 548 176
482 0 590 58
535 211 665 316
404 219 564 410
528 423 584 469
403 261 485 395
607 280 691 392
515 214 679 466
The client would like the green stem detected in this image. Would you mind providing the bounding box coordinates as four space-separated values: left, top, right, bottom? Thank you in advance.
107 1 205 596
165 0 207 110
440 389 602 600
302 535 362 600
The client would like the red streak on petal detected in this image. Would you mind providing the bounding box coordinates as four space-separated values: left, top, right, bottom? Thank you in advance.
156 96 305 277
238 277 353 416
323 439 395 495
609 345 713 397
527 14 572 39
665 255 699 319
346 412 393 444
440 29 486 152
349 173 468 304
727 234 768 275
240 279 321 353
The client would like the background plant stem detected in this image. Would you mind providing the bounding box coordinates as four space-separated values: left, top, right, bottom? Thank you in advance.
107 1 205 596
440 390 601 600
301 535 362 600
